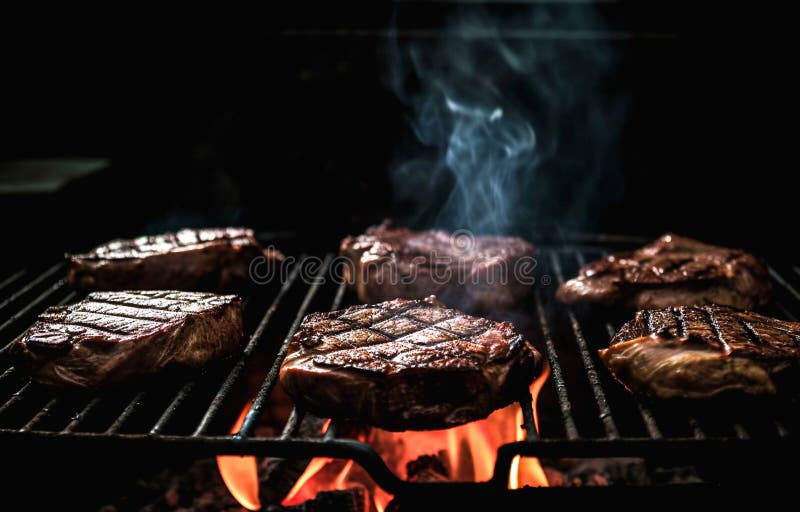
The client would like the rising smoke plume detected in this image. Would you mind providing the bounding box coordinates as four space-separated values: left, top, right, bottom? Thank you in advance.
386 4 627 236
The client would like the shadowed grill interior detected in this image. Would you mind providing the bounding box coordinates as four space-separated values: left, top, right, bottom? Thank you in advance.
0 233 798 498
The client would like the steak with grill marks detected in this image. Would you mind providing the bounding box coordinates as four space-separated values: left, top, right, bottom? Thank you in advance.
279 296 543 431
556 234 770 310
600 305 800 399
11 291 243 388
68 228 284 293
340 221 536 310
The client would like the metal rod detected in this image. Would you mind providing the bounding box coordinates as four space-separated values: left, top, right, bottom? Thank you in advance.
687 416 706 440
733 424 750 440
105 391 147 434
0 366 16 384
193 261 305 436
151 266 304 435
63 398 101 433
768 266 800 303
148 381 196 435
602 322 663 439
0 430 793 475
0 381 33 417
551 251 619 439
533 290 578 440
0 282 71 346
0 269 27 295
330 281 347 312
774 301 797 321
0 262 65 313
282 407 304 438
20 397 59 432
518 391 538 441
237 254 333 438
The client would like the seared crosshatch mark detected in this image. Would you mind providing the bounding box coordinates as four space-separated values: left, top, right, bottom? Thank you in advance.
279 295 542 430
10 291 243 388
603 304 800 399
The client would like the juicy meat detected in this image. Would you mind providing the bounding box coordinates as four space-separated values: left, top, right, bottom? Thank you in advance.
340 221 536 310
12 291 243 388
600 305 800 399
67 228 284 293
556 234 770 310
279 296 542 430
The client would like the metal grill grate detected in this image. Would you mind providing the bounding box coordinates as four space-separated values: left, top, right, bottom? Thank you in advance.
0 234 797 497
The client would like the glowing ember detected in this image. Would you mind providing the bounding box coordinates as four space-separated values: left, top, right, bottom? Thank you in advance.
216 403 261 511
221 366 550 511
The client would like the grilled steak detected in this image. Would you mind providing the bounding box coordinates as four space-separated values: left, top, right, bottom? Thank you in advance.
556 234 770 310
279 296 542 431
340 221 535 310
12 291 243 388
600 305 800 399
67 228 283 293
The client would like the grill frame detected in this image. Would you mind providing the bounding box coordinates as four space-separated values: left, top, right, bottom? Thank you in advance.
0 232 798 498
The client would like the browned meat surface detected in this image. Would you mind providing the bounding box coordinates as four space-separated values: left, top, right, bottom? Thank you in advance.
340 221 535 310
68 228 284 293
600 305 800 399
556 234 770 310
12 291 243 388
279 296 542 430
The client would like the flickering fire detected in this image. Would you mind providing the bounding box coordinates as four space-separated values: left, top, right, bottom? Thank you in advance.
216 402 261 511
221 367 550 511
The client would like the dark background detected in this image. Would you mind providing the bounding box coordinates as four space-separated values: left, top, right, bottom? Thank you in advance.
0 2 794 260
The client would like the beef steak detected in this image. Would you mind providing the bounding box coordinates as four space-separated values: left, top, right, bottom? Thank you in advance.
340 221 535 310
556 234 770 310
12 291 243 388
600 305 800 399
279 296 542 431
68 228 283 293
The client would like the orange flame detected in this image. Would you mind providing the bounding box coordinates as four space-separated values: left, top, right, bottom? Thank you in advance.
510 364 550 489
217 403 261 511
222 367 550 511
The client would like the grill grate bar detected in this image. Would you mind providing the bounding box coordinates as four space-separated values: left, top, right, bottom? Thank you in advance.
646 307 708 440
0 286 75 353
0 366 16 384
533 290 578 439
768 266 800 303
0 381 32 417
603 322 663 439
687 416 706 440
518 391 538 441
192 260 305 436
105 391 147 434
733 424 750 440
1 290 82 429
553 252 619 439
237 254 333 438
0 269 27 295
148 382 196 435
20 397 58 431
279 281 347 444
0 262 65 313
63 398 101 433
148 283 256 434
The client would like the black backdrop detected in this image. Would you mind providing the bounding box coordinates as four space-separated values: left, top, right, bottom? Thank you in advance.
0 2 795 259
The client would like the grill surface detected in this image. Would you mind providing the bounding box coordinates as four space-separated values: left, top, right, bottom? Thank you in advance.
0 232 798 497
